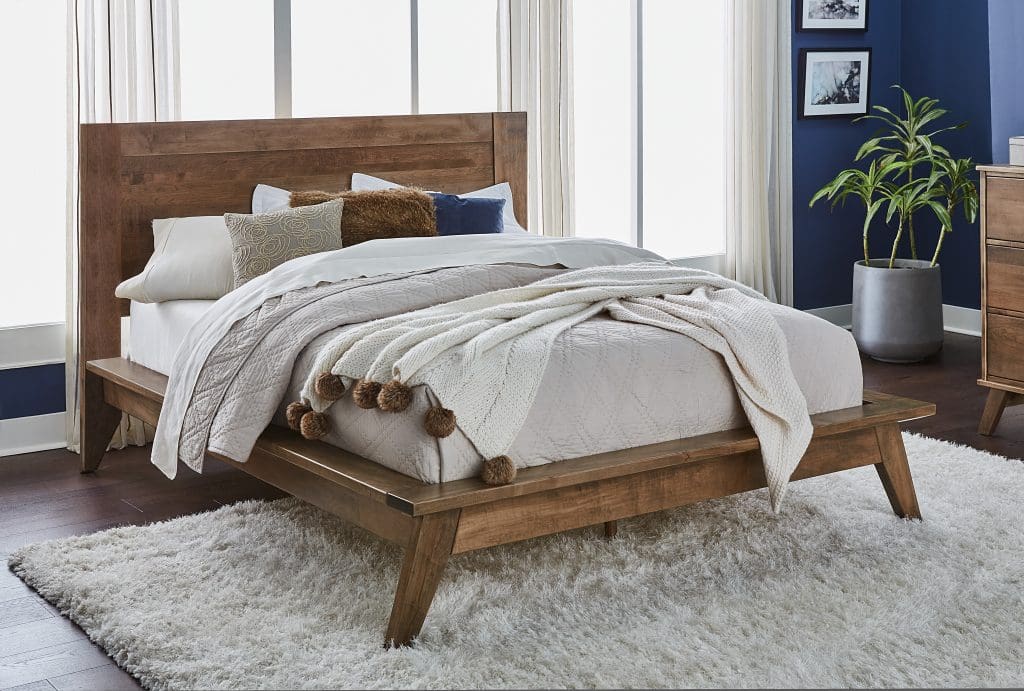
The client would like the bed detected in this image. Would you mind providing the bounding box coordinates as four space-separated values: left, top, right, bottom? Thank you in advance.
81 112 934 647
129 296 866 484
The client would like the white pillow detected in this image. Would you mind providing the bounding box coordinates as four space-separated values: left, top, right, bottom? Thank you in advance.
350 173 529 233
115 216 234 303
252 183 292 213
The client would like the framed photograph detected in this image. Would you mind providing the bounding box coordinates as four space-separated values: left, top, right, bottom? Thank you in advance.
798 0 868 31
798 48 871 119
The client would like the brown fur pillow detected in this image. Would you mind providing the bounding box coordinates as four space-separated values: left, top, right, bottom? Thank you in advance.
290 188 437 246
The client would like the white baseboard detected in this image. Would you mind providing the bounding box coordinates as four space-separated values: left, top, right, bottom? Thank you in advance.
0 322 65 370
805 303 982 337
942 304 982 336
0 412 67 458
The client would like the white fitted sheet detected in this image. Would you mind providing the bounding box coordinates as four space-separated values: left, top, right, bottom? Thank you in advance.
129 300 215 375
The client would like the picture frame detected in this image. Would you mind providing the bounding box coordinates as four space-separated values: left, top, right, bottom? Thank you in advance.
798 48 871 119
797 0 868 32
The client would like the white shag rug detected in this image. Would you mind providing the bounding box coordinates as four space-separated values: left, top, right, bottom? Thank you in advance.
9 433 1024 689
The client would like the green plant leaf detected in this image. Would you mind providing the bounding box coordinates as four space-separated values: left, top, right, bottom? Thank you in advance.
916 107 948 130
927 200 952 232
863 199 884 239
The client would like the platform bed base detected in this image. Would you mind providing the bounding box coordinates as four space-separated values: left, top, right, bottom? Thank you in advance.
83 357 934 647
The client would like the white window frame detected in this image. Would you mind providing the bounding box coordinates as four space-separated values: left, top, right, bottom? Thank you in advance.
268 2 722 269
271 0 500 119
601 0 726 271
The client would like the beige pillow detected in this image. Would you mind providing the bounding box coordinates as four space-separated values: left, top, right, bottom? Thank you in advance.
224 199 344 287
115 215 234 302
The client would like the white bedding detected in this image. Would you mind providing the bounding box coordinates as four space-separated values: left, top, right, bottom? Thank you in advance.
131 294 863 489
129 300 214 375
138 235 863 494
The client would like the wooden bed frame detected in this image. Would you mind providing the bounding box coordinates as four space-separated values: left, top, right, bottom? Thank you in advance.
79 112 935 647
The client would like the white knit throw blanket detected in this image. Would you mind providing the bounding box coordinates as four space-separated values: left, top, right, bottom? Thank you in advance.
300 263 812 510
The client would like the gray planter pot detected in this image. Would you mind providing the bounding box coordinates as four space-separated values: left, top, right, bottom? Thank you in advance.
852 259 943 363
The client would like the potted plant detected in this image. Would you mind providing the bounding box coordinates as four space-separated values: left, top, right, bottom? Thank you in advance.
811 86 980 362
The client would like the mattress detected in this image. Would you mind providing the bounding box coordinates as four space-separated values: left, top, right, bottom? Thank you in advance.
129 300 215 375
131 299 863 484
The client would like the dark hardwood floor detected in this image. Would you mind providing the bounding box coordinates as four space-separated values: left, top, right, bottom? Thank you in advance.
1 332 1019 690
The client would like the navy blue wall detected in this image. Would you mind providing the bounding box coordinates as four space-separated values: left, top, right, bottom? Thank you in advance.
0 363 65 420
792 0 997 310
791 2 903 310
900 0 991 309
988 0 1024 164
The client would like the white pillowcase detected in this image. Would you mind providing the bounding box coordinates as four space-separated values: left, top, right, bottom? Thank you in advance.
350 173 529 233
115 216 235 303
251 183 292 214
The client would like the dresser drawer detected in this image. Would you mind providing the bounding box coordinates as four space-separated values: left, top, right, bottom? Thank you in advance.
985 176 1024 242
987 313 1024 383
986 245 1024 313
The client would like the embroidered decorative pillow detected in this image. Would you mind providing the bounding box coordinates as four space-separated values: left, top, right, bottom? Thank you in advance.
289 188 437 246
223 199 344 287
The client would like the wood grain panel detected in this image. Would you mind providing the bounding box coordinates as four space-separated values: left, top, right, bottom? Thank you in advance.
384 510 460 647
987 312 1024 384
121 142 493 181
102 381 161 427
219 446 414 546
79 124 124 356
118 113 494 156
393 394 933 516
985 176 1024 243
451 428 882 553
493 112 528 228
874 423 921 519
986 245 1024 313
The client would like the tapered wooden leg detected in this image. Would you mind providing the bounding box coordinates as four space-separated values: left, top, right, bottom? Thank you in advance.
978 388 1011 436
385 509 460 648
80 369 120 473
874 423 921 519
603 521 617 538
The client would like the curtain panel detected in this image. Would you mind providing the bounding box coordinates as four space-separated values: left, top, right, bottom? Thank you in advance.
724 0 793 305
65 0 180 452
499 0 575 238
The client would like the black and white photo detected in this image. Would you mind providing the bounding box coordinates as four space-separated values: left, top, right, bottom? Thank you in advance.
798 48 871 118
798 0 868 31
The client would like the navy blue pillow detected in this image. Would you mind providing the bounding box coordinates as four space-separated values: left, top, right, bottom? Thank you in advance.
428 193 505 236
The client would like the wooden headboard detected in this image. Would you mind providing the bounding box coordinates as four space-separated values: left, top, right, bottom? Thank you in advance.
78 111 527 374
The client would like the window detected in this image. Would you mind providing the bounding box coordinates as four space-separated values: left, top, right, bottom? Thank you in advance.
179 1 500 121
178 0 275 120
573 0 726 260
291 0 411 117
0 0 68 328
572 0 633 246
417 0 499 114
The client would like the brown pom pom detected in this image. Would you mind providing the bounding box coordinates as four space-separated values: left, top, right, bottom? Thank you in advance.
423 406 456 438
299 411 330 439
314 372 346 401
285 402 311 431
352 380 383 409
378 380 413 413
481 455 517 485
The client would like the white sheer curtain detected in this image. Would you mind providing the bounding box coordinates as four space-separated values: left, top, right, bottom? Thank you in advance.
499 0 575 237
65 0 180 451
724 0 793 305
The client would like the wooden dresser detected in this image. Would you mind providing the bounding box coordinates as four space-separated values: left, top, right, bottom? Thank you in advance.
978 165 1024 435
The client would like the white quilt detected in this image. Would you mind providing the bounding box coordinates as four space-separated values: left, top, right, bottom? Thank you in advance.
300 263 811 510
153 235 663 477
151 234 817 511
